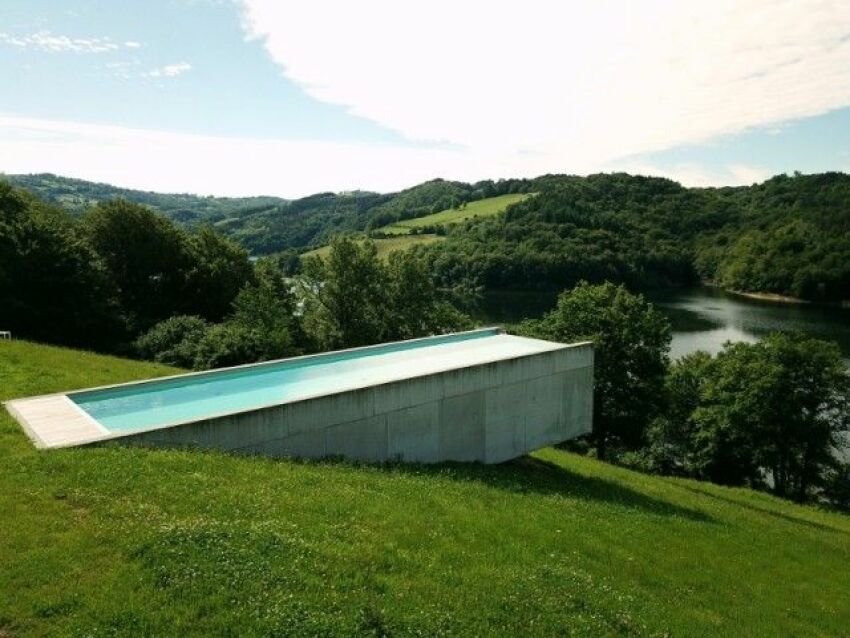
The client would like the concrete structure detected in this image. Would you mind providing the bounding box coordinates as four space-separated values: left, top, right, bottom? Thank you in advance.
6 328 594 463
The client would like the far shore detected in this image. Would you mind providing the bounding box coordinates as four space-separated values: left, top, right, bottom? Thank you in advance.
726 289 810 304
699 281 850 308
700 281 809 305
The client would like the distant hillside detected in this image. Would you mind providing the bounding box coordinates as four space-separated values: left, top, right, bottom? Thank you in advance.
220 178 538 254
4 173 287 226
217 189 389 254
2 338 849 636
4 174 538 255
421 172 850 302
6 171 850 301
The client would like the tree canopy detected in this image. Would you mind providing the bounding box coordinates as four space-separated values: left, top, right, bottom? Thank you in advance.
521 281 672 459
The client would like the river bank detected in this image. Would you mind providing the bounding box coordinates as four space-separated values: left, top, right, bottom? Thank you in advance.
699 281 809 305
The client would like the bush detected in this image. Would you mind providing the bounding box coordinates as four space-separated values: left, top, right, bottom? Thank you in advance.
191 322 265 370
134 315 209 368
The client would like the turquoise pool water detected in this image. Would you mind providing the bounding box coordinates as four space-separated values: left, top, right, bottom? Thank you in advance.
71 329 500 433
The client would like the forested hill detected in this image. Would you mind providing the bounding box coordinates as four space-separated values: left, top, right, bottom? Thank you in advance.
419 172 850 302
209 177 534 252
6 171 850 301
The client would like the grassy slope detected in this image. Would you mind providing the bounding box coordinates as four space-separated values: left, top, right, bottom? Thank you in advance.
303 234 443 260
379 193 531 235
1 340 849 637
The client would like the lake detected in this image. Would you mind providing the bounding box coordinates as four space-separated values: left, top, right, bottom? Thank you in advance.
476 287 850 362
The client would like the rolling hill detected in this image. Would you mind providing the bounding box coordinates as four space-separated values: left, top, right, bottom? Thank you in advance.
3 173 287 225
6 171 850 301
1 338 849 636
3 174 536 255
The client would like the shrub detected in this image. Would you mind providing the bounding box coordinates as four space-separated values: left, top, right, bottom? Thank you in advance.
191 322 265 370
134 315 209 368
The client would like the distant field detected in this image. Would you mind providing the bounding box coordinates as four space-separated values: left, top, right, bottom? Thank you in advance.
2 338 850 636
302 234 443 260
379 193 531 235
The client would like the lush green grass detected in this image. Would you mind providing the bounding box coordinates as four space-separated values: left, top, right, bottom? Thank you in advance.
379 193 531 235
1 339 849 637
303 234 443 260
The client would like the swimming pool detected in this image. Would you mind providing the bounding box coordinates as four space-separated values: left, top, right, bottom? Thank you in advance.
72 329 500 433
7 328 594 463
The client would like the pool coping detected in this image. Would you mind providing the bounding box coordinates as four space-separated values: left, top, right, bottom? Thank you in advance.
5 328 591 449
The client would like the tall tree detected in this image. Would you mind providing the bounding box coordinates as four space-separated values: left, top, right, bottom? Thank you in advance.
230 259 303 358
0 182 123 349
300 237 390 349
523 281 672 459
83 199 189 332
299 236 470 350
184 225 255 321
646 335 850 502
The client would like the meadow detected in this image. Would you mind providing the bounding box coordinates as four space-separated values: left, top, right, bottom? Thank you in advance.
378 193 531 235
1 339 849 636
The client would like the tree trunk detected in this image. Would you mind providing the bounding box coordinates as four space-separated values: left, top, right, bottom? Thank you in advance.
596 428 608 461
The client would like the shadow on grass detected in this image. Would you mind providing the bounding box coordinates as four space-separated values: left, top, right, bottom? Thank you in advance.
676 483 849 535
296 453 714 523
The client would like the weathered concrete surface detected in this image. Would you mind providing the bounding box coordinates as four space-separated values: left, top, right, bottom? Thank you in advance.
117 342 594 464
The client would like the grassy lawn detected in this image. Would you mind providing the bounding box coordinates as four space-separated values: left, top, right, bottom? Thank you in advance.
378 193 531 235
303 234 443 260
1 339 849 636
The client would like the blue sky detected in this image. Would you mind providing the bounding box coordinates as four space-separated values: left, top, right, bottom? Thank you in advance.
1 0 849 196
0 0 403 142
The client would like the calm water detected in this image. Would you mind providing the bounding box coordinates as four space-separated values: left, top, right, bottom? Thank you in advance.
477 287 850 362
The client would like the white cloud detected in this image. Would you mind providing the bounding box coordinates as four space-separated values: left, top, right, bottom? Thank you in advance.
0 31 141 54
728 164 772 186
613 161 772 188
238 0 850 168
0 114 493 197
145 62 193 78
124 41 142 49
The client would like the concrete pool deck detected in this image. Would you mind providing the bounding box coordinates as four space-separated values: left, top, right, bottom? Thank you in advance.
5 328 594 463
5 394 110 448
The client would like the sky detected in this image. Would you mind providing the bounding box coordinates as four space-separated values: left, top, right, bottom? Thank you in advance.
0 0 849 197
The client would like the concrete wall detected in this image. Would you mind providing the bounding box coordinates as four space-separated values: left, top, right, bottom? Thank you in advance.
111 342 593 464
